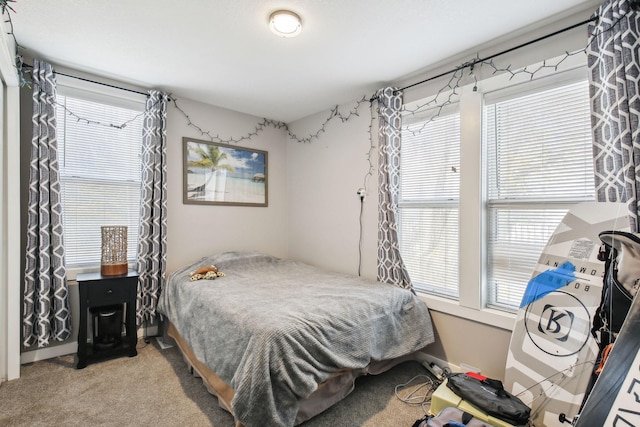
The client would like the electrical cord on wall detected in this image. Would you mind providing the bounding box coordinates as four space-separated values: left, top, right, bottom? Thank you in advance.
144 320 151 344
135 320 150 350
357 189 366 276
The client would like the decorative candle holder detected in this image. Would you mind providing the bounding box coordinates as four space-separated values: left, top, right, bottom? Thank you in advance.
101 226 128 276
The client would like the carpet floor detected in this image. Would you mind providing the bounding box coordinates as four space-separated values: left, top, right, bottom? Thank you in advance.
0 339 437 426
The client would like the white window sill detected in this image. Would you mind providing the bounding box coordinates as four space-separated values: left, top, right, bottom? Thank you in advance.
65 261 136 282
65 266 101 282
417 292 516 331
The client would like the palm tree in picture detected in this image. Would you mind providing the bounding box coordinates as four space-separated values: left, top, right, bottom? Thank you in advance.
188 143 235 201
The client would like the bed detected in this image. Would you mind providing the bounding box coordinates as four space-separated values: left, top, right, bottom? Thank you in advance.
157 251 435 427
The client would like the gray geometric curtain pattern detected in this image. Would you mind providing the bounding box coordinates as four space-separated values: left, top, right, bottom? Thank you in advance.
23 60 71 347
588 0 640 231
377 87 413 292
136 90 169 325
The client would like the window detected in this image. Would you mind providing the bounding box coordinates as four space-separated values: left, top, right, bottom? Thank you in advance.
56 80 145 270
399 58 595 322
485 78 595 310
400 108 461 297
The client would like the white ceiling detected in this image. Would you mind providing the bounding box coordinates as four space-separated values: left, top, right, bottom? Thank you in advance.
12 0 600 123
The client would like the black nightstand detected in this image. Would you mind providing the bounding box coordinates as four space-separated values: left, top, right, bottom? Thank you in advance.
76 270 138 369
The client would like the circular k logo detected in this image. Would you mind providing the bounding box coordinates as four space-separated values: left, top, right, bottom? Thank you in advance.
524 289 591 357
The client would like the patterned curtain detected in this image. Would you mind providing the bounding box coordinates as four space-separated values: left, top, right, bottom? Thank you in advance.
136 90 169 325
588 0 640 231
377 87 413 291
23 60 71 347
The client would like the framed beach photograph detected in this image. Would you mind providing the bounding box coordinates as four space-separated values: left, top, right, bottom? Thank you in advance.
183 137 268 207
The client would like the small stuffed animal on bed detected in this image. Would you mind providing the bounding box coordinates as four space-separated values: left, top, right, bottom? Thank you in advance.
189 265 226 281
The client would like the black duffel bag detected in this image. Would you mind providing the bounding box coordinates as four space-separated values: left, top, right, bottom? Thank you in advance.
446 373 530 426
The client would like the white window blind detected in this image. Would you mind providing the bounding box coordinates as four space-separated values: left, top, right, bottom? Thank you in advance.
400 110 460 297
57 89 144 269
484 79 595 310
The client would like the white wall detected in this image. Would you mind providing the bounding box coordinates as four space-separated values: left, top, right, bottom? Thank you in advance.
286 4 599 380
166 97 289 273
287 102 377 278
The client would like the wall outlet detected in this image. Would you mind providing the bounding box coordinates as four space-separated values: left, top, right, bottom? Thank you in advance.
422 361 445 380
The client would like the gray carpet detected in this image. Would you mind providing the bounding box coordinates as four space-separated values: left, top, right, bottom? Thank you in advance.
0 340 436 426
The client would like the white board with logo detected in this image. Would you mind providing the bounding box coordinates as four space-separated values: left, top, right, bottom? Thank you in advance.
504 202 629 427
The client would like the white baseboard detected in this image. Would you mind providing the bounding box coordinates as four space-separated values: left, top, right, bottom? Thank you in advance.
19 325 159 364
415 351 458 374
415 351 483 376
20 342 78 364
155 336 174 349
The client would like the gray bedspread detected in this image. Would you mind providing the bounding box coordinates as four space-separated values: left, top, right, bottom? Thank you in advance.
157 252 435 427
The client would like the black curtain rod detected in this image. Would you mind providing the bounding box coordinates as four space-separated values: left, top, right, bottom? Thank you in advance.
393 14 599 95
24 63 148 96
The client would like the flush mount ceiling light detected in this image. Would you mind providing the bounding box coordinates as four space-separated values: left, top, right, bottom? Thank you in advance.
269 10 302 38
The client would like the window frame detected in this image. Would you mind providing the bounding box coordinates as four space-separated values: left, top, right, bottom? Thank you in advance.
403 54 591 331
399 104 462 299
484 72 595 311
55 75 147 280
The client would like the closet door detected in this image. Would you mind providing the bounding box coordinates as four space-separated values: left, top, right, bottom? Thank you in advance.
0 13 22 381
1 83 20 383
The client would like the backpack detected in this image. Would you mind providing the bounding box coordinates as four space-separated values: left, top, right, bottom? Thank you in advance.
582 230 640 407
593 231 640 347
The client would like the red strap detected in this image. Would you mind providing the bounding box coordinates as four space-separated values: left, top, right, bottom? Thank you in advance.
466 372 487 381
596 343 614 375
